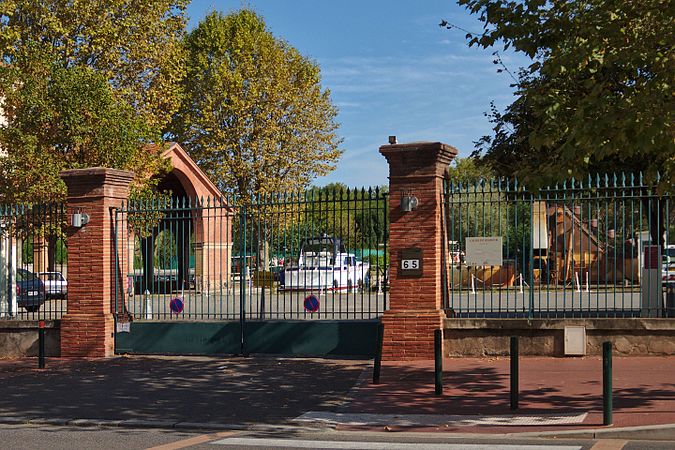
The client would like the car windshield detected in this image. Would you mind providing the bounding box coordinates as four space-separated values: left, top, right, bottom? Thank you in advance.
17 269 38 281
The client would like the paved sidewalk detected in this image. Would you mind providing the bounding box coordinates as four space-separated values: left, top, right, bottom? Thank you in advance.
0 356 367 427
0 355 673 438
328 356 675 435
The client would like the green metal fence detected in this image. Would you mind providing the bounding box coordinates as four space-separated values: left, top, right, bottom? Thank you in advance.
442 173 674 318
0 203 68 320
113 187 389 323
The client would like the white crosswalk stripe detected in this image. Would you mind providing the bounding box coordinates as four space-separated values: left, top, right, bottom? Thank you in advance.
294 411 588 427
210 437 583 449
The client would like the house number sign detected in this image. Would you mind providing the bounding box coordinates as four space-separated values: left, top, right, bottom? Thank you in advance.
400 248 423 276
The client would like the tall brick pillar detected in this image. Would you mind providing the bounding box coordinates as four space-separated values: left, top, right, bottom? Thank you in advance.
379 142 457 360
60 168 134 357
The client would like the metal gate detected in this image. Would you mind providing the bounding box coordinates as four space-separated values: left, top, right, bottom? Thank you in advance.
442 173 673 318
112 187 389 356
0 203 68 321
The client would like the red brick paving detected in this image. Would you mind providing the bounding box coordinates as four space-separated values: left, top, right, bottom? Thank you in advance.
338 356 675 433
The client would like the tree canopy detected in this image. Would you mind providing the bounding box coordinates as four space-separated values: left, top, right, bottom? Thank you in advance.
0 0 187 201
452 0 674 190
169 10 343 203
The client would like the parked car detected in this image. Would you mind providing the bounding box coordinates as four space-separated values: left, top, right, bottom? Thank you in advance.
38 271 68 299
17 268 46 312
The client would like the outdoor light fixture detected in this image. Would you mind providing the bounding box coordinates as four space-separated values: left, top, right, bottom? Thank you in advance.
400 189 418 212
72 212 90 228
388 135 397 145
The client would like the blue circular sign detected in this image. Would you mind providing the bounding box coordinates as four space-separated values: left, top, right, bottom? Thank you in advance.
169 297 184 314
304 294 320 313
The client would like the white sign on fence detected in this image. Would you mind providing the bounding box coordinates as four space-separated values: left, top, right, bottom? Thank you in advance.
465 237 503 266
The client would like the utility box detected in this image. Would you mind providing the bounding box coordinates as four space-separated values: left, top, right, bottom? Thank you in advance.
564 326 586 356
641 245 662 318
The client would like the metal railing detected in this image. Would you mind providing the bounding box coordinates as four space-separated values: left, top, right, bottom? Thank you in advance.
0 203 68 320
113 187 389 322
442 173 674 318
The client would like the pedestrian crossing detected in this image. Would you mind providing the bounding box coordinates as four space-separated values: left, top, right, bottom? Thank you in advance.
294 411 588 427
210 437 583 449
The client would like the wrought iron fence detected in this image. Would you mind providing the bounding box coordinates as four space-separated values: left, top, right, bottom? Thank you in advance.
113 186 389 322
442 173 674 318
0 203 68 320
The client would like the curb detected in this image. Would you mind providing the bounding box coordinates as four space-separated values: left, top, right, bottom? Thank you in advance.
1 416 674 441
511 423 675 441
0 416 320 434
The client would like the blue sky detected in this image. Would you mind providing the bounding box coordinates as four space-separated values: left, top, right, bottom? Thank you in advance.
186 0 528 188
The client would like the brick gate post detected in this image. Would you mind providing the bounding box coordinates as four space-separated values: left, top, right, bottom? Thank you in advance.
379 142 457 360
60 168 134 357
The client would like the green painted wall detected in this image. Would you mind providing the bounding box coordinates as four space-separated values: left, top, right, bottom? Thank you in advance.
115 320 379 358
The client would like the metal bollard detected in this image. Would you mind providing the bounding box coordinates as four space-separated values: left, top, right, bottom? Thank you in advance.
603 341 613 425
38 320 45 369
510 336 519 410
373 322 384 384
434 329 443 395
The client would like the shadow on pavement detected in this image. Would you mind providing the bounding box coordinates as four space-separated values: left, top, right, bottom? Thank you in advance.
0 356 367 425
340 358 675 418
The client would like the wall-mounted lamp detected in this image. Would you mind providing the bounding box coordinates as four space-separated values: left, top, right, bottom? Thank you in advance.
400 189 419 212
72 212 90 228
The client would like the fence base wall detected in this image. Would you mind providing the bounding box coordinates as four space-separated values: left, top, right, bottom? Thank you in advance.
0 321 60 357
444 318 675 356
116 320 379 358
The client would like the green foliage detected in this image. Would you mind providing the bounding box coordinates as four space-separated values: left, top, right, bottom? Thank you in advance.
446 157 495 184
456 0 674 190
0 0 186 201
305 184 389 252
169 10 343 202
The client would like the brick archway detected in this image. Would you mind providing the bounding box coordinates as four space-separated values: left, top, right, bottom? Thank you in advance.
150 143 233 292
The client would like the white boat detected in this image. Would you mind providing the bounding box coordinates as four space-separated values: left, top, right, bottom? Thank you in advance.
281 236 370 291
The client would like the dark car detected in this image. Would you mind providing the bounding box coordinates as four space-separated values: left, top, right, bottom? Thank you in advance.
16 268 46 312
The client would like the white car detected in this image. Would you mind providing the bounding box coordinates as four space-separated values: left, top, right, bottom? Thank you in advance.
38 272 68 299
663 246 675 284
282 236 370 291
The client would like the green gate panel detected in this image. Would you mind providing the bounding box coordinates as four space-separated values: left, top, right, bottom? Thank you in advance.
115 320 379 358
115 322 242 355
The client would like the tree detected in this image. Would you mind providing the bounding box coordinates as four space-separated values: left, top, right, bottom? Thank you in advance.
0 0 187 201
169 10 343 203
449 0 674 246
450 0 673 189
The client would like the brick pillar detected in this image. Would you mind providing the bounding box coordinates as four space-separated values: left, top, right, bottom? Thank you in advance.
60 168 134 357
379 142 457 360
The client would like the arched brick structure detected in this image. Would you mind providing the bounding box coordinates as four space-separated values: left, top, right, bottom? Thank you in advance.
140 143 233 293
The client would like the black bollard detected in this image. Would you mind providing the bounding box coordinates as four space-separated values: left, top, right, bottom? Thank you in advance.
38 320 45 369
434 329 443 395
510 336 519 410
373 322 384 384
603 341 613 425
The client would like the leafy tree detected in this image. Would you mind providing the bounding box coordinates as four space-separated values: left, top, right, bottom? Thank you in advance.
454 0 672 187
0 0 187 201
169 10 343 203
449 0 674 245
445 156 494 184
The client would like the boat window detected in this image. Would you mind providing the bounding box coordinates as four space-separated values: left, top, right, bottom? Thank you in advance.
351 257 357 266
